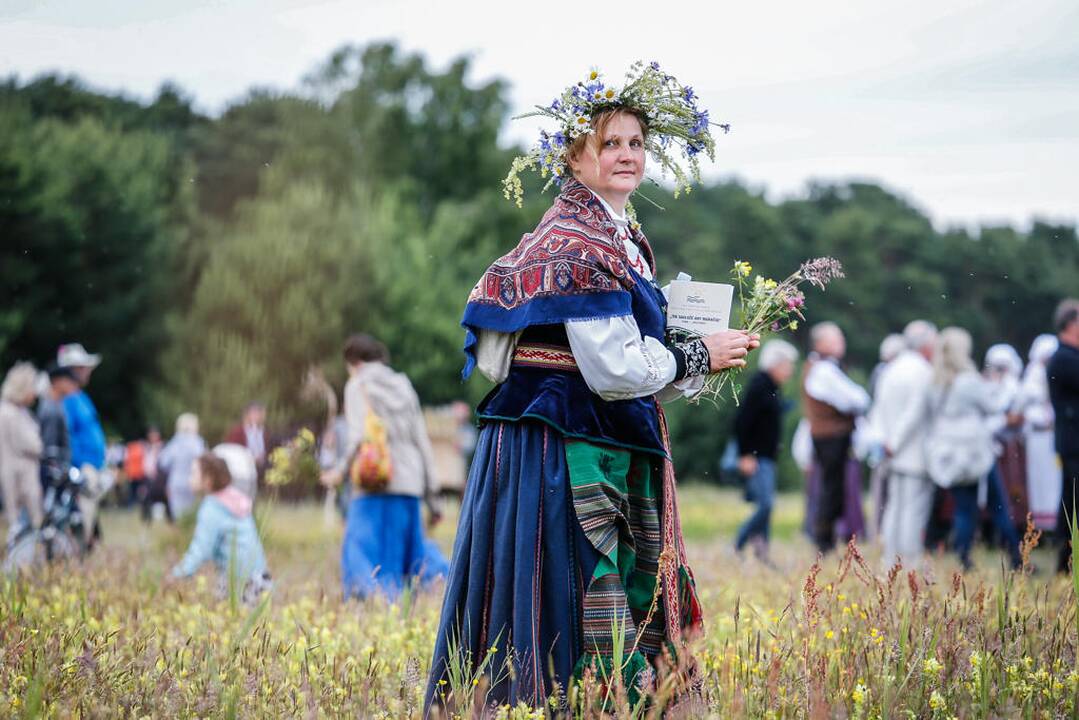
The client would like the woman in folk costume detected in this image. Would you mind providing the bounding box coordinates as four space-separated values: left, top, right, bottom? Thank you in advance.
426 63 758 710
1015 334 1061 530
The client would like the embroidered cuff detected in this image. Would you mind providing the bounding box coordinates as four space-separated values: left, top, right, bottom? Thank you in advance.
672 339 710 380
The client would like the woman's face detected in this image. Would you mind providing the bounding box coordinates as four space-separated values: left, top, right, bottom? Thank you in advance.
569 113 645 209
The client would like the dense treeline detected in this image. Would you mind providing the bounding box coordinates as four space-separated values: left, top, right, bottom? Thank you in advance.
2 43 1076 485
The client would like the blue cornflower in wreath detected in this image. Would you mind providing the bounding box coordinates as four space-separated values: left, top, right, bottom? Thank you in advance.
503 61 728 208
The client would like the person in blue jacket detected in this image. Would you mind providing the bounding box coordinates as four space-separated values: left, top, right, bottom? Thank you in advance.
57 343 107 546
167 452 271 603
57 343 106 472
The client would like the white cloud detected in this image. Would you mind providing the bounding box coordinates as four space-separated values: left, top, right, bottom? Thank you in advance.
1 0 1076 227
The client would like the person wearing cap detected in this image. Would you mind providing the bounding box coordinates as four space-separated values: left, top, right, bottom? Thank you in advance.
38 365 80 492
57 343 106 473
57 343 108 546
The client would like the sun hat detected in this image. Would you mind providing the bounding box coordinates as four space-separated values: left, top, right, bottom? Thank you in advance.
57 343 102 369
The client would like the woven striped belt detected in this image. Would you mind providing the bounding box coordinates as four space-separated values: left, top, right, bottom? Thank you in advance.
512 343 580 372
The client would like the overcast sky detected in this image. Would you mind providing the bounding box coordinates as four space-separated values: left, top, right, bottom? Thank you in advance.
3 0 1077 228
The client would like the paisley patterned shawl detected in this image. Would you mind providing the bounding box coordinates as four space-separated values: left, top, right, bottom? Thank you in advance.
462 179 657 379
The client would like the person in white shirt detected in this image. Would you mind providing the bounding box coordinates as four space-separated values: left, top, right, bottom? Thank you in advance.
870 320 937 569
801 322 870 553
1015 334 1061 530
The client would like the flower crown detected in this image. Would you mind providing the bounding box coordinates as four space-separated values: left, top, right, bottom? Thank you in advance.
502 61 727 208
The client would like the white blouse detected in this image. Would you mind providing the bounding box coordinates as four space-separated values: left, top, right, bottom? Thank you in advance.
474 190 703 402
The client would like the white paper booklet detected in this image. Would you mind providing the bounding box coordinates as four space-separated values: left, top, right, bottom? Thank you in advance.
665 277 734 343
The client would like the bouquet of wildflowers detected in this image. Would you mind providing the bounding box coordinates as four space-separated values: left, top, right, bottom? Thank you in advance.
693 257 845 404
265 428 320 489
503 61 728 207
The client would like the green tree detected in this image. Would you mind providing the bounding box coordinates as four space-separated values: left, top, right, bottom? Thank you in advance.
158 178 370 441
0 108 191 436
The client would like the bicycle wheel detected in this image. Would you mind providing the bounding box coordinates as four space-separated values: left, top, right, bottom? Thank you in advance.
3 531 44 573
45 528 83 563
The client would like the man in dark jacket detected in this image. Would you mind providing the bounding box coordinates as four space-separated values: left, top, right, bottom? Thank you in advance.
733 339 799 561
38 365 79 488
1049 298 1079 573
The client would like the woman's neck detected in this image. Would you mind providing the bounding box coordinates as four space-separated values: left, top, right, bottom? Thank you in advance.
577 180 628 220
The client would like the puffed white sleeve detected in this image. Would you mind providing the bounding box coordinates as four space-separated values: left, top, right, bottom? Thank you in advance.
475 329 520 383
565 316 710 401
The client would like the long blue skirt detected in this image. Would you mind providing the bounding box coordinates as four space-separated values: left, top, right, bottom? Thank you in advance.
425 421 600 709
341 494 448 600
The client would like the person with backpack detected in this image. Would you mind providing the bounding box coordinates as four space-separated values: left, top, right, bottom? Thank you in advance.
329 334 446 600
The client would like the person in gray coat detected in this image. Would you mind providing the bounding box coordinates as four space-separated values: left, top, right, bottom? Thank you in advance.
158 413 206 518
331 334 446 599
0 363 44 538
926 328 1018 570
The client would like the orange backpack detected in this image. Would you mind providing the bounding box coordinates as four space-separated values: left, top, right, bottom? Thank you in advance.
348 385 392 493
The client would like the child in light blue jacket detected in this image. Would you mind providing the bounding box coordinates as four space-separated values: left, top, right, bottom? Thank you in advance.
170 453 270 602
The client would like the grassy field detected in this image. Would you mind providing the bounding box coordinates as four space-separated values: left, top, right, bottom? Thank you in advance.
1 485 1077 718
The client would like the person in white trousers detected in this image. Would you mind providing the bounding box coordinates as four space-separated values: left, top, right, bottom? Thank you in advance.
871 320 937 570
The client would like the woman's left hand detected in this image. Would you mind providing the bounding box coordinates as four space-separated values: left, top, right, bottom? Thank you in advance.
701 331 761 372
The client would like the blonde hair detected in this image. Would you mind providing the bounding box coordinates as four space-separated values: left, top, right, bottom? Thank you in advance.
175 412 200 435
2 362 38 403
932 327 975 387
566 108 649 174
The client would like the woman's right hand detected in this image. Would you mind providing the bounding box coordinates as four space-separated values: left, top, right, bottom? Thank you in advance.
702 330 759 372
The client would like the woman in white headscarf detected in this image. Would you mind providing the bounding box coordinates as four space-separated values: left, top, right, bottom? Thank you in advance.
982 343 1026 564
1015 334 1061 530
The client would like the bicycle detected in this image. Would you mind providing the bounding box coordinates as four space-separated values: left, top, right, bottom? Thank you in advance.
3 466 89 573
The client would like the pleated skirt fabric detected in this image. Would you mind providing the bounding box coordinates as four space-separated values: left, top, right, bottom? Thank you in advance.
424 420 600 709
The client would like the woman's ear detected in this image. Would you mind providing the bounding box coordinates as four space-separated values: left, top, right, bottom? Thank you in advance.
565 149 579 176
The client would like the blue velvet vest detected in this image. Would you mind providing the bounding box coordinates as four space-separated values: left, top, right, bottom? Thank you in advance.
476 267 668 457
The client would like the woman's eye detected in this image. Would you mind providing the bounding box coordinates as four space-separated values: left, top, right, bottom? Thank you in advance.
630 140 642 148
604 139 617 147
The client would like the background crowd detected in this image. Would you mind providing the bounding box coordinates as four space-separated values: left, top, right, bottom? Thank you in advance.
3 295 1077 588
728 298 1079 574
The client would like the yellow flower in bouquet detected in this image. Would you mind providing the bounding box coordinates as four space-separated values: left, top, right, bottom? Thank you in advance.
693 256 844 404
